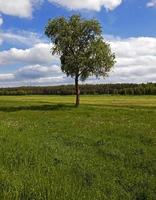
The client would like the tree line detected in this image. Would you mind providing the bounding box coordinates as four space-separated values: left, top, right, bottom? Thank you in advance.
0 83 155 96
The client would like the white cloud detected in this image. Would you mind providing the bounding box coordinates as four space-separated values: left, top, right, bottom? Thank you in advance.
0 15 3 45
16 64 61 79
0 36 156 86
0 30 46 47
0 0 42 18
48 0 122 11
0 0 122 19
0 14 3 26
0 64 67 87
0 43 60 66
0 73 15 81
147 0 156 7
105 36 156 83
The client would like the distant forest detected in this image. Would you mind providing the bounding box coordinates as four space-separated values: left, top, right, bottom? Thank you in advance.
0 83 156 95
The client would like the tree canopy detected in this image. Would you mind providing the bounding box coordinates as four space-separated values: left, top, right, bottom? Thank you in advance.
45 15 115 105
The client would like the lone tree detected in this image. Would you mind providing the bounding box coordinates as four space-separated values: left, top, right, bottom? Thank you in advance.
45 15 115 106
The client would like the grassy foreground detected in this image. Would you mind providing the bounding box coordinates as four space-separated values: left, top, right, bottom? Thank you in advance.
0 95 156 200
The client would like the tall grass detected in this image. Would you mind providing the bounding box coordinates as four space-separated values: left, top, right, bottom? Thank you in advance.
0 95 156 199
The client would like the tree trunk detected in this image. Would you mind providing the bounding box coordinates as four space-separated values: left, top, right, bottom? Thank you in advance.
75 76 80 106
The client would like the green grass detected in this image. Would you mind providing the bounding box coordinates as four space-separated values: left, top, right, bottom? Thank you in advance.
0 95 156 200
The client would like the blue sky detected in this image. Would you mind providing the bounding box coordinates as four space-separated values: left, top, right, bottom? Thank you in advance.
0 0 156 86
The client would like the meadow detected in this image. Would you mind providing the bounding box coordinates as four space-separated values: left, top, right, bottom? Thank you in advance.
0 95 156 200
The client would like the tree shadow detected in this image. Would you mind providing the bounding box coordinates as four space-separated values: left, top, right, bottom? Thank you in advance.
0 104 75 112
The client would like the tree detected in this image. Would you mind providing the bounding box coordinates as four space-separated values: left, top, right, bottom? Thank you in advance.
45 15 115 106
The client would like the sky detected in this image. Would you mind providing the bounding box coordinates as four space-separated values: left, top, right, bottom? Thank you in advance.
0 0 156 87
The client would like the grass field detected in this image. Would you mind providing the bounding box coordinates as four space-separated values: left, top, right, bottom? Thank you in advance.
0 95 156 200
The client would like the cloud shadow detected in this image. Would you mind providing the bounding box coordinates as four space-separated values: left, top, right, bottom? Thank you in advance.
0 104 75 112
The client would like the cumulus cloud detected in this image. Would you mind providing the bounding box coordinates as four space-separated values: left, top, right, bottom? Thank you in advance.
0 30 46 47
0 0 42 18
0 64 68 87
16 64 61 79
0 15 3 45
0 73 15 82
147 0 156 7
48 0 122 11
105 36 156 83
0 36 156 86
0 14 3 26
0 43 60 66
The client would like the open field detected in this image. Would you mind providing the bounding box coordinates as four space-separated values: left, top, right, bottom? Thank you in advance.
0 95 156 200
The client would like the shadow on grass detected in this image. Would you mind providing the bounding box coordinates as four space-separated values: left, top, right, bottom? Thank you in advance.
0 103 155 113
83 103 156 110
0 104 75 112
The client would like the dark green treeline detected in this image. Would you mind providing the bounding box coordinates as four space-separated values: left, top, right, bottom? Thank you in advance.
0 83 156 96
